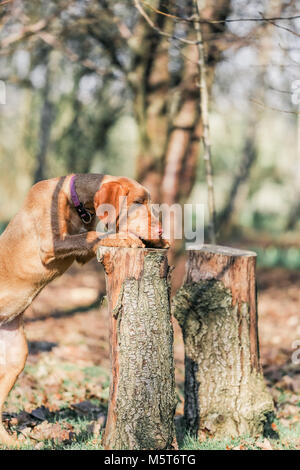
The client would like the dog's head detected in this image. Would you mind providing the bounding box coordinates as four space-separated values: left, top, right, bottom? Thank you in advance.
94 177 169 248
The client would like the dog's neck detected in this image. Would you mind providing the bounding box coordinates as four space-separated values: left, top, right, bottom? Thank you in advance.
67 173 104 209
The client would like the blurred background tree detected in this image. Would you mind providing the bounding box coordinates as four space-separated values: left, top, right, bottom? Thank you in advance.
0 0 299 256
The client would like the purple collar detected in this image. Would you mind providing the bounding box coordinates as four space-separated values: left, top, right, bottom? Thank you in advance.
70 175 93 225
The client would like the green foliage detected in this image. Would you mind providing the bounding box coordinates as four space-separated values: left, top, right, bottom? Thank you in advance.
254 247 300 269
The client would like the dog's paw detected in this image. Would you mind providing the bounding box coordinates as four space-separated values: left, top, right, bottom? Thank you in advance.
155 238 170 248
125 236 145 248
98 233 145 248
162 239 171 248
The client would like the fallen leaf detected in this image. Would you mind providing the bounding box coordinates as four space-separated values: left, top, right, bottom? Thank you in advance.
271 422 278 431
72 400 103 417
19 427 32 438
30 422 74 443
13 411 35 428
30 406 51 421
34 442 45 450
256 438 273 450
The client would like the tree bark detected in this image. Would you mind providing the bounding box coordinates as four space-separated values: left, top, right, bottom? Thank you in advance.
97 247 177 450
173 245 274 438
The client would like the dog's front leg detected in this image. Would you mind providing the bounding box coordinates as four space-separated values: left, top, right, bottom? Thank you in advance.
40 231 102 265
40 231 145 265
0 315 28 448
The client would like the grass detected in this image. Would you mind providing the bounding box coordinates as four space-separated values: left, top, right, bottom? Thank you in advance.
2 397 299 450
1 357 300 450
15 419 104 450
5 403 106 450
178 417 300 451
5 416 299 450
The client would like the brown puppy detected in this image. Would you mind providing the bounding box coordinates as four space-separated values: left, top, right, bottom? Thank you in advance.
0 173 166 447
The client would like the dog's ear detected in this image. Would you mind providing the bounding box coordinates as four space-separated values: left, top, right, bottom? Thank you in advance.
94 181 128 226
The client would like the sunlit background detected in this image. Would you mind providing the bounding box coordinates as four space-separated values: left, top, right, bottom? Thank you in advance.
0 0 300 450
0 0 299 260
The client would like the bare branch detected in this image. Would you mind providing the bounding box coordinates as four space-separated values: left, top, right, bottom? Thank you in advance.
0 18 48 48
142 1 300 25
259 12 300 38
250 98 300 115
37 31 113 77
133 0 199 45
194 0 216 243
0 0 73 49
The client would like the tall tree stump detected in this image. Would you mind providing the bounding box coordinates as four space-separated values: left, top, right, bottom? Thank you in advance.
97 247 177 450
173 245 274 438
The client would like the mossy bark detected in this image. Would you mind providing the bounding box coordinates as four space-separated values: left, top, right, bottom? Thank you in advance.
97 247 177 450
173 245 274 438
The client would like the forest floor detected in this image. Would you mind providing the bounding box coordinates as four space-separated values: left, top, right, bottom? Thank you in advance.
1 257 300 450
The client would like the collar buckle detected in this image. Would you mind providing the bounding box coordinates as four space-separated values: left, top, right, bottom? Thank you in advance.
70 175 94 225
76 203 93 225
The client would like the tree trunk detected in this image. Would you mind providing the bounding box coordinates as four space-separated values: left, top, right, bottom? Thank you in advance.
129 0 171 202
34 49 53 183
173 245 274 438
286 109 300 230
131 0 231 206
217 122 257 236
97 247 177 450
